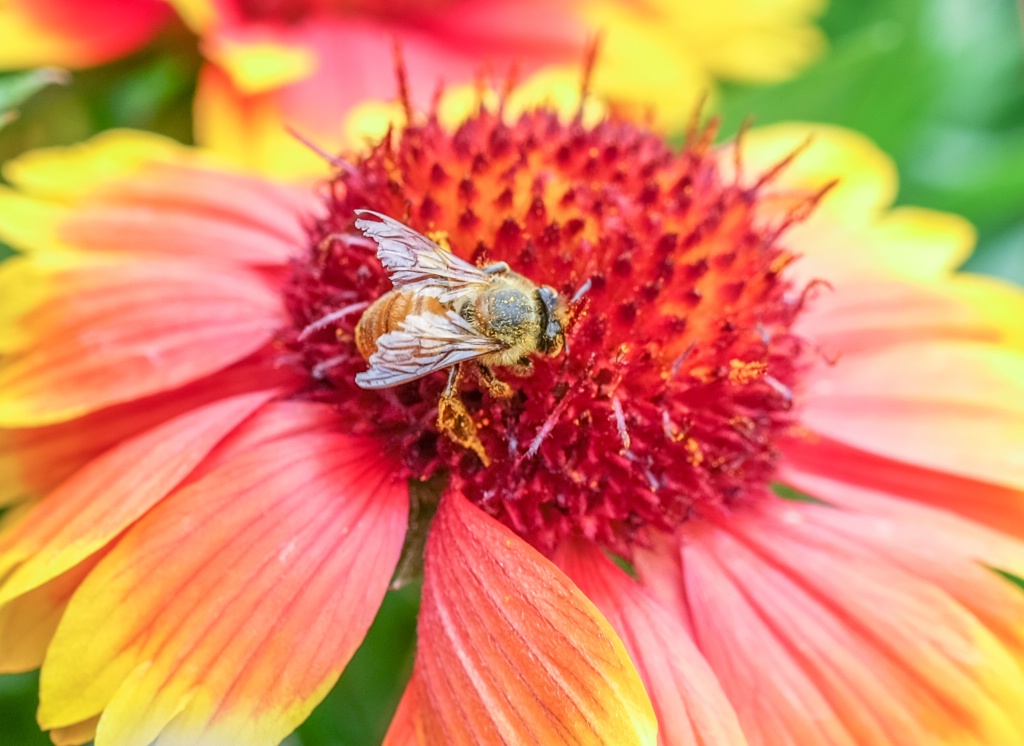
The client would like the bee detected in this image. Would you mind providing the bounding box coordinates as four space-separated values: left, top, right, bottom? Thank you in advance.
353 210 567 464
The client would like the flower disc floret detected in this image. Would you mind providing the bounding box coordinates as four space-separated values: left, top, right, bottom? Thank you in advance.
284 108 809 553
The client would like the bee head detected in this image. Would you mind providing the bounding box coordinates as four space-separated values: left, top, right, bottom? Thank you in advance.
535 285 566 356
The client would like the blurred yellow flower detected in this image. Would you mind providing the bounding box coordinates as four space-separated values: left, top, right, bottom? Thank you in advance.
0 0 826 177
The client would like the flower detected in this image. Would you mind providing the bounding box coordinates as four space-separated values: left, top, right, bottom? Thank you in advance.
2 102 1024 746
0 0 826 177
0 0 172 69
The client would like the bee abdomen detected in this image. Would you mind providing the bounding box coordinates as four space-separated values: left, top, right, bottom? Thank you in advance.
356 291 445 360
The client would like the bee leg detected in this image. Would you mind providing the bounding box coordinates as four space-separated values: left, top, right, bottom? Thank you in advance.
482 261 510 275
476 364 514 399
442 363 462 398
437 365 491 466
508 357 535 378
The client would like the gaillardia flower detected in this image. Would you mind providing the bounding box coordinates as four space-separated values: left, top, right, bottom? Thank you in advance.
2 103 1024 746
0 0 825 177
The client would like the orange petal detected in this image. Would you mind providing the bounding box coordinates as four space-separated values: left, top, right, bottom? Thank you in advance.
801 340 1024 490
0 258 285 426
60 163 320 266
413 491 656 745
39 431 407 745
558 540 748 746
0 0 170 69
50 716 99 746
666 508 1024 745
0 390 277 603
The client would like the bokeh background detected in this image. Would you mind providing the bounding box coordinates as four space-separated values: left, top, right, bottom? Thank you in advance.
0 0 1021 743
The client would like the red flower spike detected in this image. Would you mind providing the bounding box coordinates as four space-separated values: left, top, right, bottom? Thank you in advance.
413 490 657 745
285 107 807 555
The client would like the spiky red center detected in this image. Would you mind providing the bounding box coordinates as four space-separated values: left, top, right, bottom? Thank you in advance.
283 108 808 554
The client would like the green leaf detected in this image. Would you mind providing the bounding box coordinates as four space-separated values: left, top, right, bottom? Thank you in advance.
0 68 68 131
0 672 51 745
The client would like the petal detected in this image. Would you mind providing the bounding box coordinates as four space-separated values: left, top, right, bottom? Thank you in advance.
203 27 318 94
194 64 330 180
60 163 319 265
39 431 407 746
640 0 826 84
0 390 277 602
653 506 1024 745
3 129 197 203
726 123 898 220
779 460 1024 579
0 0 170 68
0 556 100 673
781 434 1024 539
0 258 286 425
801 340 1024 490
946 273 1024 350
723 124 976 285
795 278 1001 356
0 129 315 265
557 540 747 746
0 355 300 505
50 717 100 746
413 492 656 745
769 483 1024 663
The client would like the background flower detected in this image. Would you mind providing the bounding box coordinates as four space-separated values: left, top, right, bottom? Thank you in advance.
0 0 825 177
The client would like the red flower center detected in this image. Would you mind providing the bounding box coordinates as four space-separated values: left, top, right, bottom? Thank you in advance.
283 108 810 555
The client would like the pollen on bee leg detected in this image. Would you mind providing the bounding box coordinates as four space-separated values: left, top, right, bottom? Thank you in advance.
476 364 514 399
437 394 491 467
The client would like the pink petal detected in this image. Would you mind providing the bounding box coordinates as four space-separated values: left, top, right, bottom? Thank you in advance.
558 539 748 746
0 355 300 504
0 390 278 603
62 163 320 266
0 259 286 425
661 507 1024 745
779 462 1024 658
800 340 1024 490
796 279 999 357
39 430 407 745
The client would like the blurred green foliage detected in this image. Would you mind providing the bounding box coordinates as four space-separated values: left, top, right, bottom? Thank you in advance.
718 0 1024 283
0 0 1021 744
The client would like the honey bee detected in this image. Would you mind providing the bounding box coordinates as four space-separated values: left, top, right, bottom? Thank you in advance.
353 210 566 464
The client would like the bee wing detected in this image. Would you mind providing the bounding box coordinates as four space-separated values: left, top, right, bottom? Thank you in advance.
355 310 503 389
354 209 491 303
